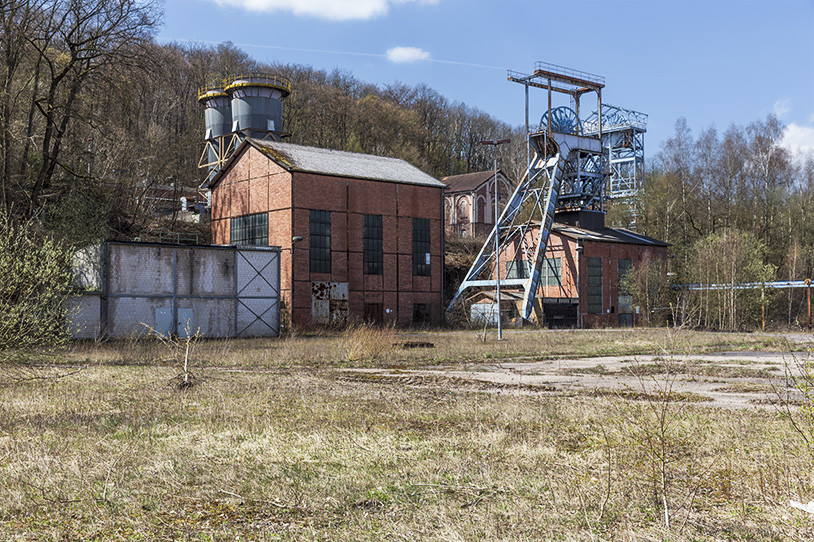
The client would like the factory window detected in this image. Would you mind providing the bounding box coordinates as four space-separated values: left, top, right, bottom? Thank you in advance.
586 257 603 314
230 213 268 246
505 258 560 284
543 257 562 287
412 218 431 276
457 201 468 222
618 259 634 315
310 210 331 274
506 260 531 279
413 303 431 326
363 214 383 275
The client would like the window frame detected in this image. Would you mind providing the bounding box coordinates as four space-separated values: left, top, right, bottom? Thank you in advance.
586 257 603 315
363 214 383 275
309 210 331 274
230 212 268 246
412 218 431 276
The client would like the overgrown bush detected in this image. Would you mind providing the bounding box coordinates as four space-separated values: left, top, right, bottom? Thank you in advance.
0 214 74 360
339 322 396 362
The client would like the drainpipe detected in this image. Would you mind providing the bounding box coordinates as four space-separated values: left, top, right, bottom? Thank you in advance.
576 240 584 328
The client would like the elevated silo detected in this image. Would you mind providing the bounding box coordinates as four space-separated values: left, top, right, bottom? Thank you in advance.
198 84 232 140
225 74 291 140
197 84 232 175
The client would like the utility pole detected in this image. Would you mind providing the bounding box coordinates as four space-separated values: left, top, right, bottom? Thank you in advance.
480 138 511 340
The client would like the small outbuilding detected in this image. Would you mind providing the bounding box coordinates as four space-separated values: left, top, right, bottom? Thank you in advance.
441 170 512 239
208 138 446 328
499 210 669 328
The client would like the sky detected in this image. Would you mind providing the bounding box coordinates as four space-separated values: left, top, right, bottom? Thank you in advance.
158 0 814 160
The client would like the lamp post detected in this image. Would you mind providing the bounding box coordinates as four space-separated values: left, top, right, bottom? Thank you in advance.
480 138 511 340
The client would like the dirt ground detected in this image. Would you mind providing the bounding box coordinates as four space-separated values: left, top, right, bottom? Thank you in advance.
340 332 814 410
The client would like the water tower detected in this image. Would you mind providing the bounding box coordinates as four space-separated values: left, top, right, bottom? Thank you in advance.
198 73 291 185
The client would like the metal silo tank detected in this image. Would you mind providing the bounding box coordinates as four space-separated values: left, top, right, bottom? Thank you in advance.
197 85 232 140
225 74 291 139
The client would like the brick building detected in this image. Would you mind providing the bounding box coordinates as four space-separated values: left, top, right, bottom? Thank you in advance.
441 170 511 239
208 138 446 328
495 210 668 327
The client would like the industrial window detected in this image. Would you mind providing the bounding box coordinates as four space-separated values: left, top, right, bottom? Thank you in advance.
586 257 603 314
505 258 560 285
412 218 431 276
363 214 383 275
363 303 383 323
310 210 331 274
618 259 634 314
506 260 531 279
618 259 633 295
230 213 268 246
413 303 431 326
543 257 562 287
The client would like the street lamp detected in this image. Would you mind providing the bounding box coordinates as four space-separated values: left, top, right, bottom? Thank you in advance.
480 138 511 340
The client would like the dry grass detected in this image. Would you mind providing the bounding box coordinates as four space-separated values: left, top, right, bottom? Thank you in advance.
1 329 812 540
66 327 796 371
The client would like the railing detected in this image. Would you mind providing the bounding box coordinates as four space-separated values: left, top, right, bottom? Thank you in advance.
534 61 605 86
224 73 291 93
197 73 292 102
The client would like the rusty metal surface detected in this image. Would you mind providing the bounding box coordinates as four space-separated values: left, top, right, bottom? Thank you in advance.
312 281 348 326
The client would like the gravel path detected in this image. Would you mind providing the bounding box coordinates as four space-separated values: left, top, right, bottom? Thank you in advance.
340 351 812 409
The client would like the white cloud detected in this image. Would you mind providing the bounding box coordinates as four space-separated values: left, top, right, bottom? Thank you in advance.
780 122 814 161
386 46 431 63
211 0 437 21
773 98 791 118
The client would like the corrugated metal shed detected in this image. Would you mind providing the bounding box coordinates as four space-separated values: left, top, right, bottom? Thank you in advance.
209 138 445 188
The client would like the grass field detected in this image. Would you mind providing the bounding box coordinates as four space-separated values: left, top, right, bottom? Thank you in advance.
2 328 814 540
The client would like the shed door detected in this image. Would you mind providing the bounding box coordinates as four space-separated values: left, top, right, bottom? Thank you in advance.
236 249 280 337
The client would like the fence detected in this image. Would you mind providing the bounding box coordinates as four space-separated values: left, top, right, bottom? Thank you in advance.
69 241 280 339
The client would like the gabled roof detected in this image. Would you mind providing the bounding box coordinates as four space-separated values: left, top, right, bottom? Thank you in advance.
208 138 445 189
441 170 503 193
552 223 669 247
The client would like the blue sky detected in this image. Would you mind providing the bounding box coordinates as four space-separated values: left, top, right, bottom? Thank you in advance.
159 0 814 159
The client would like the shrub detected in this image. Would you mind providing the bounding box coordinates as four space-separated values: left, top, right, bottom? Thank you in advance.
339 322 396 362
0 213 74 361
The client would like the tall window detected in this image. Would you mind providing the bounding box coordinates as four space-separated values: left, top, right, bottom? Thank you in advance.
363 214 383 275
586 257 603 314
543 257 562 287
412 218 431 276
618 259 633 314
310 210 331 274
230 213 268 246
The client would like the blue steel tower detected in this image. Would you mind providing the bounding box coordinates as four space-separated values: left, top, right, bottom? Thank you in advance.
447 62 646 322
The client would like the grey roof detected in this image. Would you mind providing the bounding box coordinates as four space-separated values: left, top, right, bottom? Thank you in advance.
243 139 446 188
553 223 669 247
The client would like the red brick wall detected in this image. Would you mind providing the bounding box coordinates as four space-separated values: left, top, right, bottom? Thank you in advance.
292 173 444 327
210 145 294 315
493 227 667 327
212 146 445 329
579 242 667 328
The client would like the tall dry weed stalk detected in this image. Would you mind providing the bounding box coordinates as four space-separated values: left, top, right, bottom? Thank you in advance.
339 322 396 362
775 344 814 452
619 326 714 532
143 323 203 388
